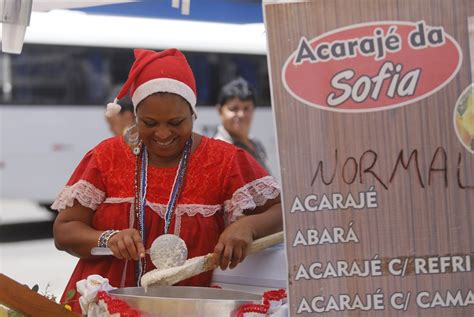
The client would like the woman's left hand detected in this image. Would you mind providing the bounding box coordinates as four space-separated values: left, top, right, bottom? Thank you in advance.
213 220 254 270
213 200 283 270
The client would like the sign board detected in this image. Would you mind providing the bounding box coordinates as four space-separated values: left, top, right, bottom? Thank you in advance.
264 0 474 315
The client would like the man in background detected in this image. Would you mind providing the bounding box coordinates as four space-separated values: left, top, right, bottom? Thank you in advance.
214 77 270 172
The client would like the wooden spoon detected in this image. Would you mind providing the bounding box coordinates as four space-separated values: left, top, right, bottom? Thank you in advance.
140 231 284 288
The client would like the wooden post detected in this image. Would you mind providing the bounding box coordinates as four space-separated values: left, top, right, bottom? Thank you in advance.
0 274 79 316
264 0 474 315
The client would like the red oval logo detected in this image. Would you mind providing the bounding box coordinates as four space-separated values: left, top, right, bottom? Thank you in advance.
282 21 462 112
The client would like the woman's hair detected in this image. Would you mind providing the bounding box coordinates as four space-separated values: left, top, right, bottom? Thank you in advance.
217 77 256 107
107 85 134 114
117 95 134 114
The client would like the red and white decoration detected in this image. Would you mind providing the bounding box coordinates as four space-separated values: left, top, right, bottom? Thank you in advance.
77 275 288 317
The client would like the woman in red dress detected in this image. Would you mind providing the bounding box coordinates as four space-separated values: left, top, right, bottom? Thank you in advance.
52 48 282 313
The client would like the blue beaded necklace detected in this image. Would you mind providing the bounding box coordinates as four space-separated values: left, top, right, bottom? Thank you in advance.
134 137 192 285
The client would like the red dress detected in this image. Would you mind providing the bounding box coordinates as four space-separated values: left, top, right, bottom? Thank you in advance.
52 135 280 312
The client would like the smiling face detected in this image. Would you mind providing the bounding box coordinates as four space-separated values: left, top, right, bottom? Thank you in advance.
136 93 194 166
219 97 255 140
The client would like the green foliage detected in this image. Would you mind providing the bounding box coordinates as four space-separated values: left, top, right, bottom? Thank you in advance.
65 288 76 302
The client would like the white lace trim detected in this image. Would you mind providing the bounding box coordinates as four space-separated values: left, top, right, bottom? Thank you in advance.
224 176 280 224
51 180 106 211
52 176 280 220
103 197 222 218
147 203 222 218
104 197 134 204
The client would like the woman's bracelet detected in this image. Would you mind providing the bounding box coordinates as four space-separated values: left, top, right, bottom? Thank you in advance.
97 229 121 248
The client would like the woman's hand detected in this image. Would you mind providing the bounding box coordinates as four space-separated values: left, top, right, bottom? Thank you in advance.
213 221 255 270
107 228 146 261
213 199 283 270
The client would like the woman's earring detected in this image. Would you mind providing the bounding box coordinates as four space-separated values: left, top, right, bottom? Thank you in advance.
123 124 141 155
132 143 141 156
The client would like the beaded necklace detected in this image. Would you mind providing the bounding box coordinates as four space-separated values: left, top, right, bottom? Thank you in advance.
134 137 193 285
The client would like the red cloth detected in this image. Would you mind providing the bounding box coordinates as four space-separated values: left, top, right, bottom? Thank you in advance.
55 136 278 312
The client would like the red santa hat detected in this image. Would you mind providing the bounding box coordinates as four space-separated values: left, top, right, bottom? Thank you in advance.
106 48 197 119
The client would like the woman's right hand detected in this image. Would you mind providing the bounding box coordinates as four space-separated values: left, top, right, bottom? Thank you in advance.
106 228 146 261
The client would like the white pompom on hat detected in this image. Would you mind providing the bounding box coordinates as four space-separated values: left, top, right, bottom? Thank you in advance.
105 98 122 117
106 48 197 119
